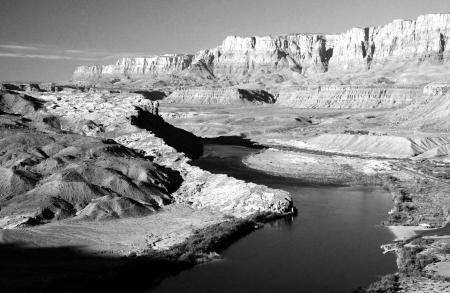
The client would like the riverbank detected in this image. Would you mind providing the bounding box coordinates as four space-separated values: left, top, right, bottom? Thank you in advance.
0 207 289 293
243 146 450 291
243 148 391 185
153 143 396 293
159 101 450 291
0 89 294 292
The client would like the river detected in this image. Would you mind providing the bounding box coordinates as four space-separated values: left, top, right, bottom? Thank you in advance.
152 144 396 293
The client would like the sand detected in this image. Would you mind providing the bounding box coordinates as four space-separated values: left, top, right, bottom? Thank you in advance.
387 225 432 241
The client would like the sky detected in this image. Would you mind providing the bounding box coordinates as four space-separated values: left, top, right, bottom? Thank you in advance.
1 0 450 82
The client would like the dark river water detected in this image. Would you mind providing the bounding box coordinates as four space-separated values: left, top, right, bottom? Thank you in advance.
152 144 396 293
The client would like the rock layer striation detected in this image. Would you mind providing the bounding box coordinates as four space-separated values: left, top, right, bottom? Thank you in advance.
73 14 450 82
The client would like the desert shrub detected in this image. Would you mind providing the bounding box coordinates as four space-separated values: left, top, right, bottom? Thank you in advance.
410 238 434 246
398 190 412 202
441 243 450 254
388 212 408 224
174 219 256 262
151 212 283 263
354 274 399 293
399 247 438 276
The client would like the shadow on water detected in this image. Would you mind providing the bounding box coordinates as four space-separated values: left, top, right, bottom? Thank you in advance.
202 135 265 149
0 243 190 293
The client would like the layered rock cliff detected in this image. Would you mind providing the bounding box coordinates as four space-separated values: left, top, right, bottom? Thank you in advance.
73 13 450 83
276 85 422 108
166 87 275 104
73 54 194 80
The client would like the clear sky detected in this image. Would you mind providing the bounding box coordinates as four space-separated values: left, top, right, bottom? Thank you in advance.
1 0 450 82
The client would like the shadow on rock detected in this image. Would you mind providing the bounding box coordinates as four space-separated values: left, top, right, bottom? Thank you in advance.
131 108 204 159
237 89 275 104
132 90 167 101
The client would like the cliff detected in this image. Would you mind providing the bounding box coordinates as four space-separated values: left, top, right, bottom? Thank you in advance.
73 54 194 80
166 87 275 104
73 13 450 83
275 85 422 108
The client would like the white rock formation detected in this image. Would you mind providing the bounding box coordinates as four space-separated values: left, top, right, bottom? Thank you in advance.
423 83 450 95
166 87 275 104
276 85 422 108
73 14 450 81
73 54 193 80
37 92 292 217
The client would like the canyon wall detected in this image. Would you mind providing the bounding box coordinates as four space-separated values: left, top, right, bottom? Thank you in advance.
275 85 422 108
73 14 450 82
73 54 194 80
166 87 275 104
423 83 450 95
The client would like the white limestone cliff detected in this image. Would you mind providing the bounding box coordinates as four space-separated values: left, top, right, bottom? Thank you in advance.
73 54 194 80
73 13 450 82
276 85 422 108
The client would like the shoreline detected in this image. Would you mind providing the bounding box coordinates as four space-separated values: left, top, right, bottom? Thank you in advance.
0 89 295 292
242 145 450 291
2 86 449 292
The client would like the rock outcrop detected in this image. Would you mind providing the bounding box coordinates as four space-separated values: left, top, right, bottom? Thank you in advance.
34 90 292 218
387 88 450 132
0 109 181 227
0 90 44 117
166 87 275 104
276 85 422 108
423 83 450 95
0 89 292 256
73 55 194 80
73 14 450 83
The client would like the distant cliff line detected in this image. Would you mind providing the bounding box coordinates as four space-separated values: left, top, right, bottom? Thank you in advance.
73 13 450 83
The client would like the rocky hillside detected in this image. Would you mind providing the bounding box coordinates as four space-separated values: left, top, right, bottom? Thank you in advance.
0 91 182 227
73 13 450 83
0 86 293 291
387 84 450 132
0 88 292 253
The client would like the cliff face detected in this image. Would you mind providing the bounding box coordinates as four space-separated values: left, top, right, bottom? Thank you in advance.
193 34 333 77
73 54 194 80
276 85 422 108
166 87 275 104
73 14 450 82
